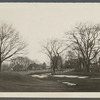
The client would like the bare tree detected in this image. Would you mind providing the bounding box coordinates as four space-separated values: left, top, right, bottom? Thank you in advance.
41 38 67 74
10 56 34 71
66 23 100 72
0 23 26 71
66 50 76 60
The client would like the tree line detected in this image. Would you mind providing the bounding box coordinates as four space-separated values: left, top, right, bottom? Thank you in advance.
0 22 100 73
42 23 100 73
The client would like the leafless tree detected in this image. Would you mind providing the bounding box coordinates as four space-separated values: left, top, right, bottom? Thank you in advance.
41 38 67 74
66 23 100 72
0 23 27 71
65 50 76 60
10 56 34 70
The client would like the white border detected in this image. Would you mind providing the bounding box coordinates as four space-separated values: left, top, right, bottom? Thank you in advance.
0 92 100 98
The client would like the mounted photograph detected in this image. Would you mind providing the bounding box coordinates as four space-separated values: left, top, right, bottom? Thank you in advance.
0 3 100 97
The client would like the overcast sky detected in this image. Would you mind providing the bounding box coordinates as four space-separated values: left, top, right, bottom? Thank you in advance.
0 3 100 63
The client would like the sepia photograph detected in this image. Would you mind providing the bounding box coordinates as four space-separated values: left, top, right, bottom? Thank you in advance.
1 3 100 97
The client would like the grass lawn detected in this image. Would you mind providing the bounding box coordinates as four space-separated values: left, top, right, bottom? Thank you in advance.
0 71 100 92
0 71 67 92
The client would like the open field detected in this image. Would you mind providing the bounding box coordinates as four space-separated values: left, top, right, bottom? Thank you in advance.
0 71 67 92
0 71 100 92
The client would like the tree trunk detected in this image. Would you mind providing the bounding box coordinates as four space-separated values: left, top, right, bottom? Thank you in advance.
0 61 2 71
78 58 82 71
0 51 2 71
51 57 57 74
86 62 90 72
52 66 55 73
86 60 90 72
51 65 55 75
51 62 55 74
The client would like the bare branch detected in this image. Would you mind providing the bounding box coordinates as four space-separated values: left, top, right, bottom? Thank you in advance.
0 23 27 63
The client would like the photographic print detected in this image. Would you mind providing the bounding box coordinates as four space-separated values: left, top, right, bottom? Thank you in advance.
0 3 100 97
